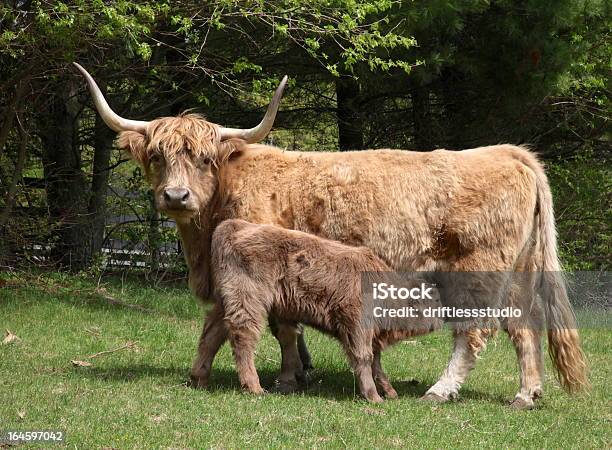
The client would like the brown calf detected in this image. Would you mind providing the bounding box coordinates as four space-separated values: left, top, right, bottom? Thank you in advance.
211 219 442 402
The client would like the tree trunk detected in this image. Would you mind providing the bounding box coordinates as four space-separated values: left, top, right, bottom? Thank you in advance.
0 80 27 159
336 77 364 151
412 86 432 151
0 114 27 264
40 83 90 270
87 113 114 263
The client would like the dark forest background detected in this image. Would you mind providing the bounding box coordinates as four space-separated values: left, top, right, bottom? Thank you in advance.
0 0 609 277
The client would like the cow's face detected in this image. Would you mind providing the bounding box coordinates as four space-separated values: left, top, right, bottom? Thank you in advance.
73 64 286 223
118 115 231 222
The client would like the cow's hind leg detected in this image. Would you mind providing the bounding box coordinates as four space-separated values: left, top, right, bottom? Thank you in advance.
191 302 228 388
505 265 545 409
507 327 544 409
422 252 509 402
422 329 489 402
372 349 398 399
505 283 544 409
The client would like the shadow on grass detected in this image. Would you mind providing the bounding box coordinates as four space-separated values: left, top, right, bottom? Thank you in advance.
301 372 508 404
70 363 509 404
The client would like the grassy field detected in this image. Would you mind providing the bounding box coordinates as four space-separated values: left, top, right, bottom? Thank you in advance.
0 271 610 449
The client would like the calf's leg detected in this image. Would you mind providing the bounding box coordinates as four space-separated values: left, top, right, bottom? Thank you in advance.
297 328 314 371
341 330 383 403
269 319 310 390
275 322 305 393
372 349 398 399
191 302 228 388
228 324 265 395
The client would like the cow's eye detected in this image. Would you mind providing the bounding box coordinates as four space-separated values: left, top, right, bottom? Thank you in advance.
150 154 162 165
199 157 211 167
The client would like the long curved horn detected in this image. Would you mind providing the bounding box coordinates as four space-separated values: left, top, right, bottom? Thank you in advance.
73 63 149 134
219 75 288 143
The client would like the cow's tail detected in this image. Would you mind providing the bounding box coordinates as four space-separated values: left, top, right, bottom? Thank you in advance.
517 147 590 393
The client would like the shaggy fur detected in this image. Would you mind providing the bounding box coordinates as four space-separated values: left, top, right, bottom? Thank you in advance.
211 219 442 402
114 114 588 408
118 114 222 166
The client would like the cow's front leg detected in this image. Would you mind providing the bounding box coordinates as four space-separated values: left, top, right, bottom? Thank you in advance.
191 302 228 388
422 329 489 402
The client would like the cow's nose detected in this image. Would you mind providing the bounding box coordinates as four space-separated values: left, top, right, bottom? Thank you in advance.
163 187 190 208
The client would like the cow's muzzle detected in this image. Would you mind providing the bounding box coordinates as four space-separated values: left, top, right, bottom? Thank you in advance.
163 187 190 210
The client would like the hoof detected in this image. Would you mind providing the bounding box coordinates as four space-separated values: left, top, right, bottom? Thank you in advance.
532 388 543 399
420 392 449 403
190 375 208 389
244 386 266 396
385 389 399 400
365 390 384 403
510 397 535 410
383 388 399 400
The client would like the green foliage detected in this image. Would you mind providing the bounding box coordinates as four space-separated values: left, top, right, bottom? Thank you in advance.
546 1 610 149
548 150 610 271
158 0 419 81
0 1 161 64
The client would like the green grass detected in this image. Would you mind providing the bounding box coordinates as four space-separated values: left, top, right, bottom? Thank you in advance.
0 272 610 449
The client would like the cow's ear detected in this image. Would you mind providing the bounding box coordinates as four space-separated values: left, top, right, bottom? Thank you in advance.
117 131 147 164
218 138 246 164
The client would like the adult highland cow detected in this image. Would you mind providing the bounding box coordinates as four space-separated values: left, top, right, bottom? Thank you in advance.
74 63 588 409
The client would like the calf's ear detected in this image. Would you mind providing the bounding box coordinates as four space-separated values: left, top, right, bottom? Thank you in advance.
116 131 147 164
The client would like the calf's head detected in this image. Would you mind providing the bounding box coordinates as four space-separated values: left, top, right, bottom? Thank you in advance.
73 63 286 222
